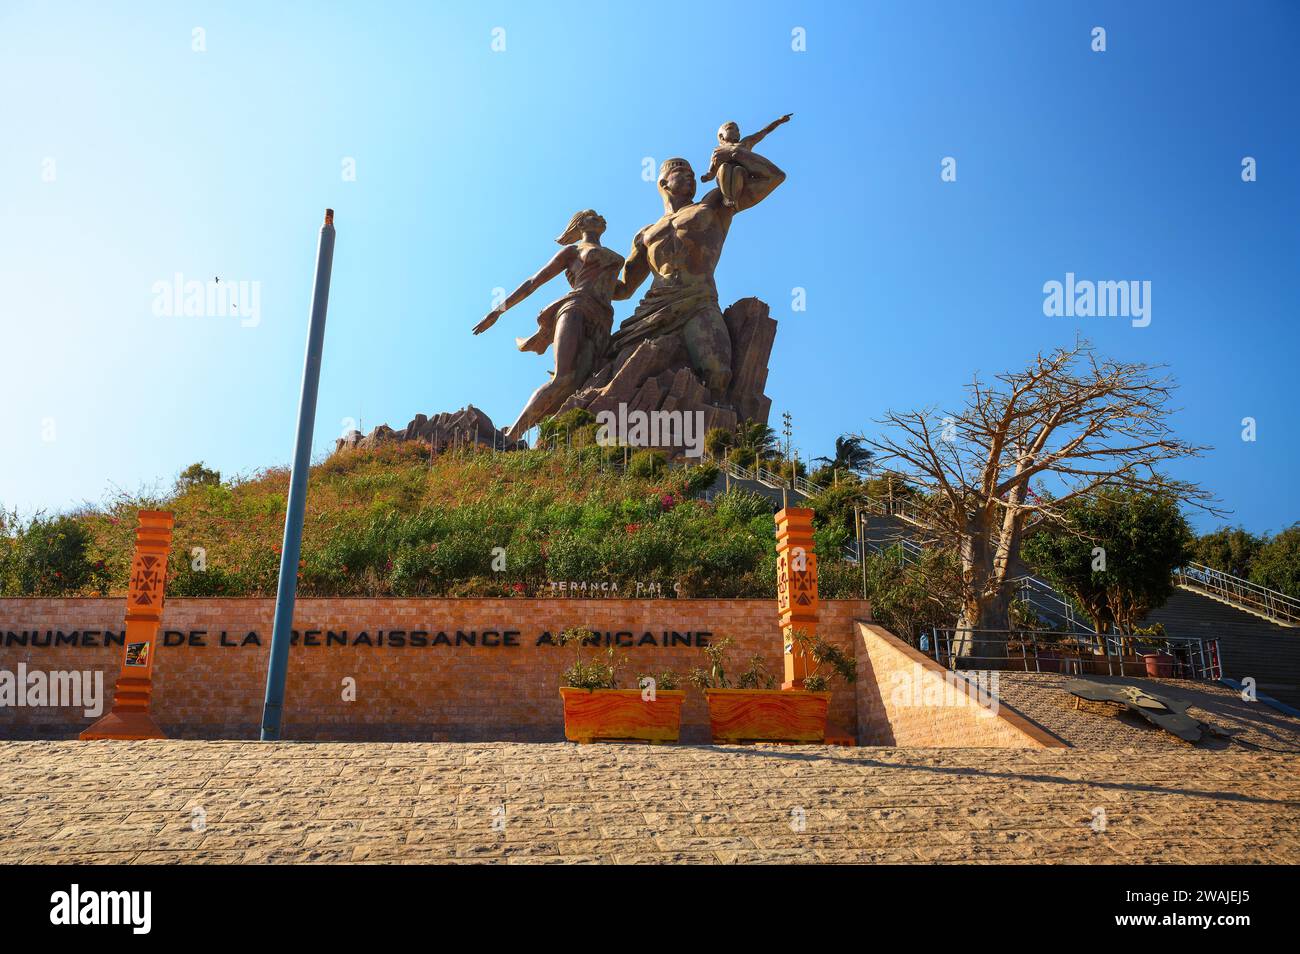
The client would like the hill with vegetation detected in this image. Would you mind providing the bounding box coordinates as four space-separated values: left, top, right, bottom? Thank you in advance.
0 441 859 600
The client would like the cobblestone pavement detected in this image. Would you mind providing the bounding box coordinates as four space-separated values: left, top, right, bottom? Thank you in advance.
2 741 1298 864
992 673 1300 752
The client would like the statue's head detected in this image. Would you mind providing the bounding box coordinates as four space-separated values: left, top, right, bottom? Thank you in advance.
555 209 606 245
658 158 696 208
717 122 740 144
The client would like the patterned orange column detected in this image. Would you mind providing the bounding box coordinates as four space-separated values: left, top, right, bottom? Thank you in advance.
81 510 174 740
775 506 819 690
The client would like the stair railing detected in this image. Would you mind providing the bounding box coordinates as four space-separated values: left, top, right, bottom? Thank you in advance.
863 494 926 524
707 454 758 483
1011 574 1098 636
1174 563 1300 626
931 628 1222 681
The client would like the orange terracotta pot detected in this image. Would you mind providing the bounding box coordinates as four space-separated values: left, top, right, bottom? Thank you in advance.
1142 652 1176 678
703 688 831 744
558 687 686 744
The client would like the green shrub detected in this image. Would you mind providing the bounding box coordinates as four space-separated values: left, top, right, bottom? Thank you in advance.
0 514 109 597
627 449 667 477
169 557 243 597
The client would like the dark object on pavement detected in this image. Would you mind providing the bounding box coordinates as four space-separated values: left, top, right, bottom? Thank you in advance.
1063 679 1204 743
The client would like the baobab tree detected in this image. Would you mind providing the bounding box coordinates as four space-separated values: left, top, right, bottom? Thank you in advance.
857 340 1218 656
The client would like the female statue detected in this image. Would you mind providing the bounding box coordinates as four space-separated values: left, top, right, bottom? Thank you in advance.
472 209 623 441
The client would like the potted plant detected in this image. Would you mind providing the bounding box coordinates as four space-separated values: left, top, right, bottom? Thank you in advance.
1132 623 1176 678
554 628 686 744
690 633 855 744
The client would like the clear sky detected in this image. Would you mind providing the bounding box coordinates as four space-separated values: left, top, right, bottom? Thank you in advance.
2 1 1296 534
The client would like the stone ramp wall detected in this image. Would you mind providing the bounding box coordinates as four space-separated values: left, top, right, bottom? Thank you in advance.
855 622 1065 747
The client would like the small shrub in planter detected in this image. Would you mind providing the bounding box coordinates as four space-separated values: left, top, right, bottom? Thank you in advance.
689 633 854 744
554 628 685 744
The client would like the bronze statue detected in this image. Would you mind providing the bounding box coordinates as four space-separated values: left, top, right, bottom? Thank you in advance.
472 210 624 440
609 134 787 404
471 118 789 442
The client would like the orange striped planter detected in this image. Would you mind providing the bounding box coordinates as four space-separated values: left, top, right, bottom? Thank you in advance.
704 688 830 743
559 688 686 744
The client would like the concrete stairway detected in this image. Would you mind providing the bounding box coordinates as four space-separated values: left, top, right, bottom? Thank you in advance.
701 471 792 509
1145 589 1300 706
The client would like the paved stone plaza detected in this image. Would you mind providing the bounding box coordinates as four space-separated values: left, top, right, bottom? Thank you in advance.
991 673 1300 751
2 741 1298 864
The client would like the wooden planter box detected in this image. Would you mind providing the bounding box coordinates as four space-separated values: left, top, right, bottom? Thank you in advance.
558 687 686 744
703 688 831 744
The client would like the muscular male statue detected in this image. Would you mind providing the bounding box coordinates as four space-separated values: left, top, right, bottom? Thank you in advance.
610 142 786 404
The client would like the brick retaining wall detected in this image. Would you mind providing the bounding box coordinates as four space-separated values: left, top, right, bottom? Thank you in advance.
0 599 868 742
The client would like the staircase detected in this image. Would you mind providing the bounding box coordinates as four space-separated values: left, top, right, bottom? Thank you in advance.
1144 590 1300 706
856 508 1300 707
702 456 811 508
701 470 790 509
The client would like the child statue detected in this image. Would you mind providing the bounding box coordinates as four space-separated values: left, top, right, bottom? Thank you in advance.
700 113 792 208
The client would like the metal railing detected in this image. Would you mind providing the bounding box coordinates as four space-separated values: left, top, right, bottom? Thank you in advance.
1012 575 1097 636
855 534 925 566
705 454 814 499
853 535 1097 637
1174 562 1300 626
928 628 1222 681
863 494 926 524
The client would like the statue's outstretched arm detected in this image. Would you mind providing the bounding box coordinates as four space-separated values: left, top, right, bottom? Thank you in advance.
613 232 650 301
742 112 793 149
473 248 574 334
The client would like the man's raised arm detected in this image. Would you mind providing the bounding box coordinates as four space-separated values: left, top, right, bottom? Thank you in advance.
714 146 786 213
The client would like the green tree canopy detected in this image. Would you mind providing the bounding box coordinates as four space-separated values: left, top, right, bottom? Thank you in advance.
1190 526 1264 578
1250 524 1300 598
1022 490 1194 633
177 461 221 492
704 427 732 459
733 420 777 458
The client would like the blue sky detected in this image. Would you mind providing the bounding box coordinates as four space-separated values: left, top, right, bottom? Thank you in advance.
2 1 1296 534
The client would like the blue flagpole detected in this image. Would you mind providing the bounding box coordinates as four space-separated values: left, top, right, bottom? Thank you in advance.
261 209 336 741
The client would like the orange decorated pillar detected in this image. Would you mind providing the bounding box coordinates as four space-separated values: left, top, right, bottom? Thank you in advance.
81 510 175 740
775 506 819 690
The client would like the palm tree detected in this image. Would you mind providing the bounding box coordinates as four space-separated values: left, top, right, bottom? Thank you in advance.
815 436 875 476
733 420 778 459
